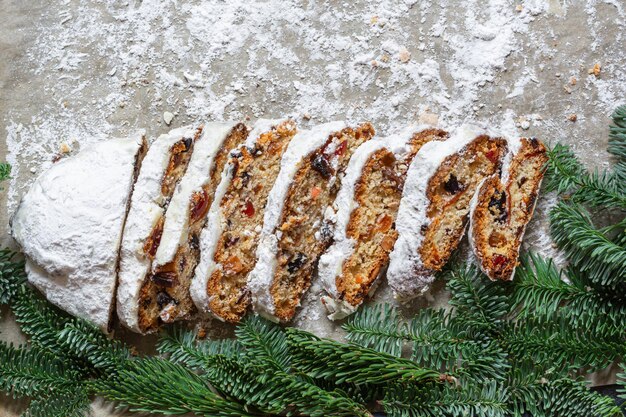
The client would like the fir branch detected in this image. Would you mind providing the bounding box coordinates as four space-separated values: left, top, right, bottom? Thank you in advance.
157 325 241 370
550 201 626 287
512 253 626 329
236 315 291 371
159 321 372 417
500 316 624 373
94 356 257 417
618 362 626 400
382 380 509 417
509 377 622 417
609 104 626 162
343 303 408 357
23 388 91 417
408 309 509 381
0 249 26 305
205 354 371 417
58 320 130 373
0 342 84 399
11 285 79 359
446 264 510 334
0 162 10 185
286 327 442 386
544 144 626 209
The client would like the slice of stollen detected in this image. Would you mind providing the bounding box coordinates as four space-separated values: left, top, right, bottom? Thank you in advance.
249 122 375 322
319 127 448 320
11 133 147 330
191 119 297 323
117 126 199 333
387 126 508 301
136 123 249 331
469 137 547 281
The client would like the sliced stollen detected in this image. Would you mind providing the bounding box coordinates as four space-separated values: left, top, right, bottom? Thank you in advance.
249 122 375 322
137 123 248 330
117 126 199 333
10 133 147 330
191 119 297 323
387 126 508 301
469 137 548 281
319 127 448 320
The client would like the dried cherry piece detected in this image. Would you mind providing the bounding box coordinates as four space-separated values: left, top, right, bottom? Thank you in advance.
492 254 507 268
143 221 164 258
190 189 210 222
443 174 463 194
485 149 499 164
334 140 347 156
242 200 255 217
311 153 332 179
287 253 308 273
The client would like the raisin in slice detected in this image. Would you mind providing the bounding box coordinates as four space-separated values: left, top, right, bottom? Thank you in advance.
311 153 332 179
443 174 463 193
156 291 175 309
287 253 308 273
488 191 508 223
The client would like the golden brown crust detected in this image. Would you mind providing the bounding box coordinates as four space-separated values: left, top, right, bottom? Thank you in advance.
335 128 448 308
137 124 248 333
419 135 508 272
207 121 297 323
270 123 375 322
471 138 547 281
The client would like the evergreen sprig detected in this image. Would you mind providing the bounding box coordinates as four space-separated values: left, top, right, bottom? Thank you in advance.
544 144 626 209
550 201 626 287
94 356 257 417
512 253 626 329
609 105 626 162
382 381 509 417
0 162 10 185
0 342 84 398
287 327 443 386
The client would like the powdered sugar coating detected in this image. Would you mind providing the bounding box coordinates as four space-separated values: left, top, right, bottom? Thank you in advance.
319 126 430 320
190 119 286 317
248 121 347 320
117 126 196 333
387 125 482 301
154 123 236 267
11 133 145 330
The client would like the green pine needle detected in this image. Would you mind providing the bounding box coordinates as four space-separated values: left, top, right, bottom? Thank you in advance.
343 303 408 357
544 144 626 209
287 327 442 386
94 356 256 417
509 377 622 417
446 264 510 334
0 162 10 185
512 253 626 329
550 201 626 287
500 316 624 373
609 104 626 162
0 249 26 305
22 388 91 417
383 380 509 417
0 342 85 399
